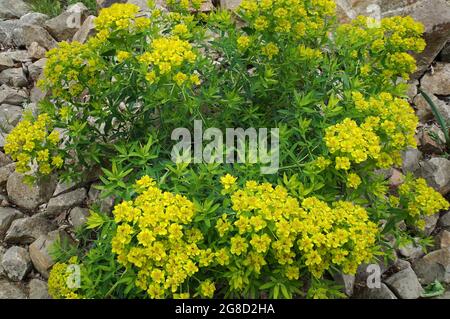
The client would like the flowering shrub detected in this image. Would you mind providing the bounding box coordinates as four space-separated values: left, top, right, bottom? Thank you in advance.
13 0 448 298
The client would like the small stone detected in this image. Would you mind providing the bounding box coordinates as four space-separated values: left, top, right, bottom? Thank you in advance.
414 92 450 124
0 151 12 167
0 54 14 72
419 129 444 154
4 214 56 244
0 68 28 88
1 246 31 281
0 206 23 239
1 50 31 63
412 249 450 285
421 63 450 96
46 188 87 216
28 279 50 299
354 283 397 299
6 172 57 211
27 58 46 82
30 85 46 102
407 80 418 101
334 273 355 297
398 241 425 260
0 104 23 132
53 180 78 197
0 84 28 105
422 214 439 236
401 147 422 174
417 157 450 195
435 230 450 250
28 42 47 60
0 163 16 186
29 230 72 278
0 280 27 299
72 15 96 43
69 206 89 229
384 267 423 299
389 169 405 188
439 211 450 230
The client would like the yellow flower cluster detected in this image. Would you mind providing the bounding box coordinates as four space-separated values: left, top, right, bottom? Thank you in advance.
299 198 378 276
111 175 205 299
214 178 379 289
48 258 81 299
398 177 449 226
94 3 150 33
4 114 63 175
138 36 198 87
324 118 381 170
337 15 425 80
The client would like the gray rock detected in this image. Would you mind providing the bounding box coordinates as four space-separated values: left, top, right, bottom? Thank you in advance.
334 273 355 296
45 3 89 41
439 211 450 230
30 85 46 102
421 63 450 96
440 42 450 63
0 68 28 87
0 84 28 105
0 151 12 167
1 246 31 281
0 50 31 63
384 267 423 299
0 0 30 19
69 206 89 229
422 214 439 236
19 13 49 27
398 241 424 260
219 0 241 9
413 93 450 124
0 104 23 132
417 157 450 195
28 42 47 60
88 183 115 214
0 54 14 72
23 102 38 117
0 246 5 275
28 279 50 299
72 15 96 43
406 80 418 101
46 188 87 216
401 147 422 174
0 163 15 186
354 283 398 299
29 230 72 278
27 58 46 83
435 230 450 250
0 280 27 299
13 24 57 50
0 20 21 48
0 206 23 239
4 215 56 244
6 172 57 211
412 249 450 285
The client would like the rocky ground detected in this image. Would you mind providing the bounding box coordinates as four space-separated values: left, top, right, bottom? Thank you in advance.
0 0 450 299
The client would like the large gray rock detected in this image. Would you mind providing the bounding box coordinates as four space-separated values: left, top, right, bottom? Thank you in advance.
0 84 28 105
412 249 450 285
0 68 28 87
0 50 31 63
0 207 23 239
13 24 57 50
7 172 57 211
354 283 398 299
19 12 49 27
1 246 31 281
4 215 56 244
28 42 47 61
398 241 424 260
72 15 96 43
384 267 423 299
45 3 89 41
0 246 5 275
0 54 14 72
0 104 23 132
0 151 12 167
436 230 450 250
29 230 71 278
0 280 27 299
0 0 30 19
421 63 450 96
28 279 50 299
440 211 450 230
0 163 14 186
417 157 450 195
46 188 87 216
